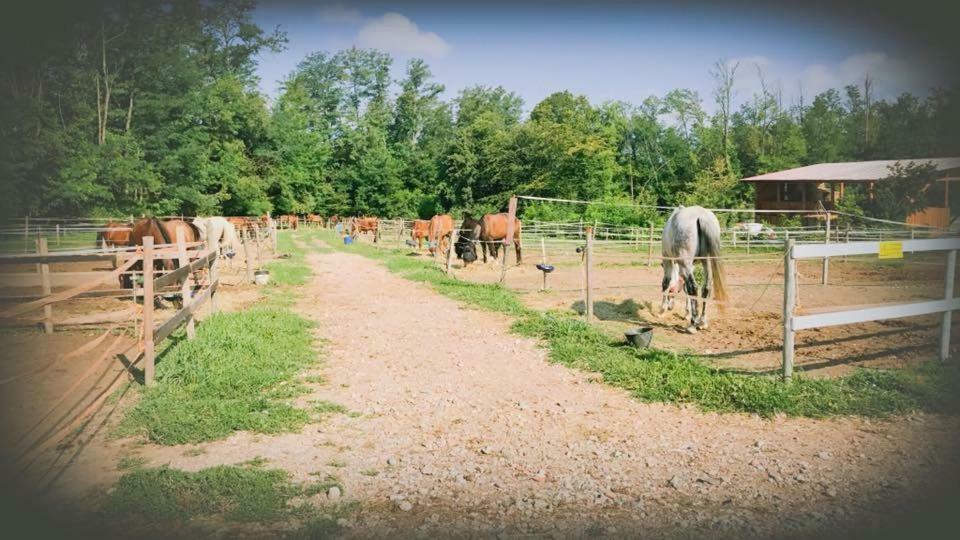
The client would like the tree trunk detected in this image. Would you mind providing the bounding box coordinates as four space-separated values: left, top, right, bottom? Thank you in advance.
125 92 134 133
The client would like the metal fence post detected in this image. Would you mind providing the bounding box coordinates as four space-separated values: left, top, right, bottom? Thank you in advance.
941 249 956 361
585 226 594 321
782 238 797 380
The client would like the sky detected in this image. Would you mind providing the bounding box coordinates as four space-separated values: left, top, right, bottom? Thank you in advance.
252 1 956 113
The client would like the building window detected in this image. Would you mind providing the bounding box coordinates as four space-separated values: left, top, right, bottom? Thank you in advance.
780 182 804 202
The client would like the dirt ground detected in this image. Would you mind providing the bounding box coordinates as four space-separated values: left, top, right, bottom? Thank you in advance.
428 241 953 377
3 235 959 538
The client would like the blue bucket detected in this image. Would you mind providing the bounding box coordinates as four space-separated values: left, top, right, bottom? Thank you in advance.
343 236 353 245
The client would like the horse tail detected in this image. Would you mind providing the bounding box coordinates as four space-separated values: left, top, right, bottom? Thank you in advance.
697 216 728 306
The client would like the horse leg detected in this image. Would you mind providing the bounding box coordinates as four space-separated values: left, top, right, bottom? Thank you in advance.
514 238 522 264
682 265 699 333
698 260 713 330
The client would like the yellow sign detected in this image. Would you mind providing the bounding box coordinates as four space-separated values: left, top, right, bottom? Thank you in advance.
878 241 903 259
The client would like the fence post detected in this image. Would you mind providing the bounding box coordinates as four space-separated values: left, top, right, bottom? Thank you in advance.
24 215 29 252
782 238 797 381
253 224 263 269
941 249 957 361
646 223 654 266
445 230 458 274
143 236 156 386
500 196 518 284
271 221 278 252
242 234 254 284
209 242 220 315
37 238 53 334
56 224 61 247
176 228 195 340
634 227 640 251
585 226 594 321
821 212 831 285
396 218 404 250
746 229 752 255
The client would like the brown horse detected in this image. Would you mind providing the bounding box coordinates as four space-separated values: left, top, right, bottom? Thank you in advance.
124 218 202 289
279 215 299 230
478 213 522 264
411 219 430 250
306 214 324 227
96 221 133 248
428 214 454 256
227 216 253 237
350 217 379 242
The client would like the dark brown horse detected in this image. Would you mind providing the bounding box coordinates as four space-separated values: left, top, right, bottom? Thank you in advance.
478 213 522 264
124 218 201 289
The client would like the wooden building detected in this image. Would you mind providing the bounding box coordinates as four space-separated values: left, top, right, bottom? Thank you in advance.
741 158 960 226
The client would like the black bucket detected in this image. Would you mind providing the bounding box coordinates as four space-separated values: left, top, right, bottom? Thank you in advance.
625 327 654 349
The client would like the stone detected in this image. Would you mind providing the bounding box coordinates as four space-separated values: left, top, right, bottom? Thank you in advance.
398 500 414 512
327 486 342 501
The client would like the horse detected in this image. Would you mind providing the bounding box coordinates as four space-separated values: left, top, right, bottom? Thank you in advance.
478 213 522 264
660 206 728 333
279 215 299 230
125 218 202 293
351 217 379 242
227 217 252 237
411 220 430 250
428 214 454 256
306 214 324 227
454 215 481 265
192 217 239 259
96 221 133 248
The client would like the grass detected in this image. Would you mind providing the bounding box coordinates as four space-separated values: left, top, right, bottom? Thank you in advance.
317 229 960 418
101 463 347 527
117 308 318 444
314 400 347 415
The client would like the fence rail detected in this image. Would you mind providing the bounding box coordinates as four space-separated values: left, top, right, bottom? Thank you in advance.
782 237 960 379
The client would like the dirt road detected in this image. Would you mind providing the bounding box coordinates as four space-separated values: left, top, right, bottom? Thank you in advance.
139 243 960 538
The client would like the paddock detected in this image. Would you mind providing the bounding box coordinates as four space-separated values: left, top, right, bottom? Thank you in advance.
341 199 958 378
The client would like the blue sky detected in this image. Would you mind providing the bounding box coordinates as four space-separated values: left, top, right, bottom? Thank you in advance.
252 1 949 113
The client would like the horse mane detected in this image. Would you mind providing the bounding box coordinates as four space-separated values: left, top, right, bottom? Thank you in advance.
150 218 172 245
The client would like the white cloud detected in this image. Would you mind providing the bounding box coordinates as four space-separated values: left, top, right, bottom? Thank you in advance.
798 51 940 100
355 13 451 58
318 4 363 25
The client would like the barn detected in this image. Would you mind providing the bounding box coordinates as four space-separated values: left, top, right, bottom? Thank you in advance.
741 158 960 226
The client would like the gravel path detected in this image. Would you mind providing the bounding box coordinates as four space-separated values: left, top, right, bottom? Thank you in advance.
148 245 960 538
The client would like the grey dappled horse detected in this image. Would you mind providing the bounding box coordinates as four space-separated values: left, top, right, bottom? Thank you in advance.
660 206 728 332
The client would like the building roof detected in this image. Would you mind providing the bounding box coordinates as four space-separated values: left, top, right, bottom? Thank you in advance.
741 158 960 182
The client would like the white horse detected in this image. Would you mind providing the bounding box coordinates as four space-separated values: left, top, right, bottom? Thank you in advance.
660 206 728 333
192 217 240 260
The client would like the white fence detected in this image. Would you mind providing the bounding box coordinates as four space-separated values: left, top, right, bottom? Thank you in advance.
781 237 960 379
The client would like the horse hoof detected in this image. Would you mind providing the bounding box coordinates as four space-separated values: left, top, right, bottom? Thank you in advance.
697 322 710 330
684 325 698 334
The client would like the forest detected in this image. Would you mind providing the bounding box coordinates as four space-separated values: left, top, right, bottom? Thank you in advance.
3 0 959 224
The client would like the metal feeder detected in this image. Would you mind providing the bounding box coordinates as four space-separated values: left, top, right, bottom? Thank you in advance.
625 327 654 349
536 263 555 291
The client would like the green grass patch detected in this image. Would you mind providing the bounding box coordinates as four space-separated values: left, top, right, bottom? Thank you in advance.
101 463 338 525
513 312 960 417
118 308 317 445
314 400 347 415
317 230 960 418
